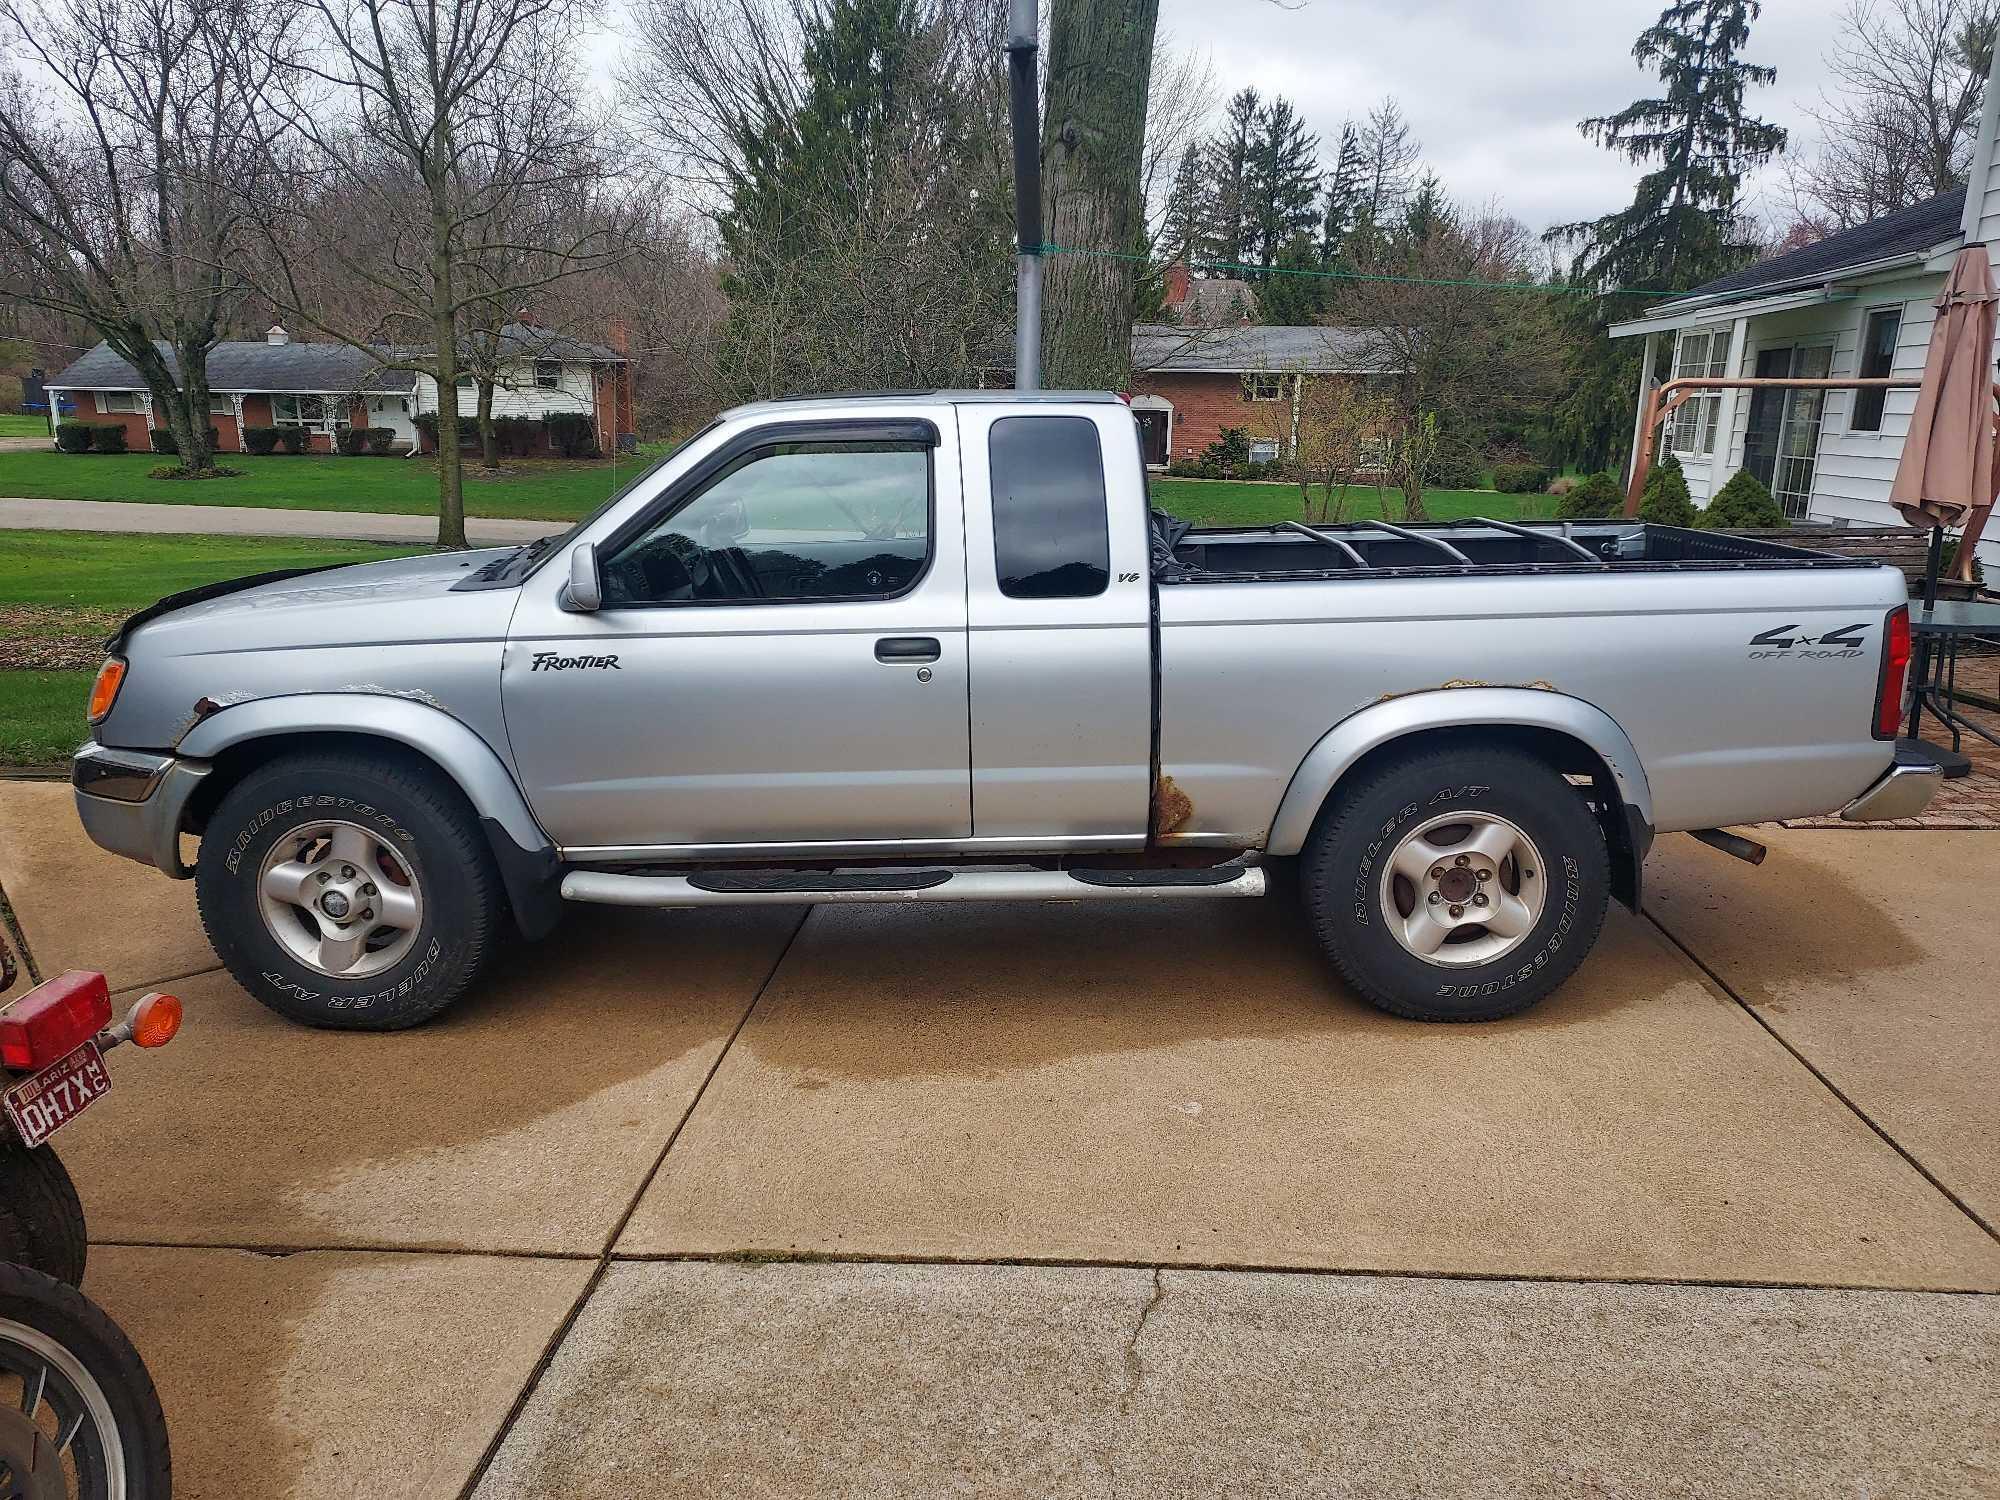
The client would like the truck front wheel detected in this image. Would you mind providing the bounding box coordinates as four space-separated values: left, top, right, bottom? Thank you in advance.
1301 745 1610 1021
195 750 504 1029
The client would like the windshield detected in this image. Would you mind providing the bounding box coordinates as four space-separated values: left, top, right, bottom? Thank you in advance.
495 423 723 584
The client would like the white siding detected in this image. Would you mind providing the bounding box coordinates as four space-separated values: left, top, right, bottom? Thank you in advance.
1962 36 2000 246
413 359 594 419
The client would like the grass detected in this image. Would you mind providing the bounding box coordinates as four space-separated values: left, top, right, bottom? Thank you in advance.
0 529 417 767
0 449 645 521
1148 477 1555 528
0 414 48 438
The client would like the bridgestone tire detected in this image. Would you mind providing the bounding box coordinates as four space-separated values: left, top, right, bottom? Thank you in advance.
1301 745 1610 1022
195 751 503 1030
0 1145 86 1285
0 1261 172 1497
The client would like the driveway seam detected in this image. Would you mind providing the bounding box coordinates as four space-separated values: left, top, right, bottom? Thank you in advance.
451 904 814 1500
1645 908 1999 1245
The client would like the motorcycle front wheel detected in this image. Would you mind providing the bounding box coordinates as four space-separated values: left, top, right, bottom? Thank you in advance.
0 1262 170 1498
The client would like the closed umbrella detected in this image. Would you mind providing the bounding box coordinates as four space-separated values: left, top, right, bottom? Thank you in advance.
1889 244 2000 587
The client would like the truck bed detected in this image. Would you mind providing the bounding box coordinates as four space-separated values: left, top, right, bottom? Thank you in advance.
1150 514 1887 584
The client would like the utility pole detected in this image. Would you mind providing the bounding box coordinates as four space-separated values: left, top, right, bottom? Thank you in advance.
1007 0 1042 390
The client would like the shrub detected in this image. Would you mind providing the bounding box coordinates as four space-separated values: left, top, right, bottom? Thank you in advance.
54 421 92 454
412 412 439 448
276 425 309 454
1425 446 1484 490
1699 468 1786 529
1546 475 1578 497
90 424 128 453
365 427 396 456
148 426 222 457
1556 470 1623 520
543 410 597 459
1491 461 1552 494
242 425 280 455
1636 453 1697 526
493 414 541 457
335 426 368 456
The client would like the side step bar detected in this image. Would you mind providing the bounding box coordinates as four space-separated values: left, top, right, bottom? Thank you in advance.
561 864 1268 908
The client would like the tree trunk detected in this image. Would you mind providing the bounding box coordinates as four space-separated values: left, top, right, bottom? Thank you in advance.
477 378 499 469
431 242 467 549
1038 0 1160 390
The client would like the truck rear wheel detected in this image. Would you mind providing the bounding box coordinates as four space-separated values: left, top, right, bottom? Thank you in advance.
1300 745 1609 1021
195 750 503 1029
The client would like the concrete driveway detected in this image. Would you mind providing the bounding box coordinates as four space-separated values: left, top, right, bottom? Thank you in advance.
0 779 1994 1498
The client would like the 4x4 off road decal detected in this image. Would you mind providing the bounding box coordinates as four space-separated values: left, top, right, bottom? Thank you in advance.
1748 623 1867 660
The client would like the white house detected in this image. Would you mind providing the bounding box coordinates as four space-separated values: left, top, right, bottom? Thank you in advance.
1610 41 2000 572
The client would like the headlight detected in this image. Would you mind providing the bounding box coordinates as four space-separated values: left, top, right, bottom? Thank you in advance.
87 657 127 723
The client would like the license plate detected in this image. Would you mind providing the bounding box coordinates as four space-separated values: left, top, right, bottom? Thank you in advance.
4 1043 111 1149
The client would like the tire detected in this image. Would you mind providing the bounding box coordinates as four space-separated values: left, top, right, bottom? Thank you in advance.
0 1146 86 1285
1300 745 1610 1022
195 750 503 1030
0 1261 171 1497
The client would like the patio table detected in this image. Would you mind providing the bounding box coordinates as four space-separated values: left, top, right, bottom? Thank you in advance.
1906 598 2000 770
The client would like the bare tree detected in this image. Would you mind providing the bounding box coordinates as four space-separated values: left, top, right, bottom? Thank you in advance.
0 0 286 472
1140 37 1215 239
1356 96 1421 224
249 0 622 546
1243 370 1392 523
1786 0 1995 232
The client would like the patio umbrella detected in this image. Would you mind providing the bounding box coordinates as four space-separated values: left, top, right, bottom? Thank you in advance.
1889 243 2000 586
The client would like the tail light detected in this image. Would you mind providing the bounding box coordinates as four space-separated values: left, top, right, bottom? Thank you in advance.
87 657 126 723
1874 605 1911 740
0 971 112 1071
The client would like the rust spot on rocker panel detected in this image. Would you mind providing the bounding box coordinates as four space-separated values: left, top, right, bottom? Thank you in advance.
1152 774 1194 836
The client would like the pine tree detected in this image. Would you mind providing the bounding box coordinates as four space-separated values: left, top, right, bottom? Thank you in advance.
1318 121 1365 268
1243 96 1320 270
1357 96 1420 222
1545 0 1786 472
1161 142 1205 267
1257 234 1332 324
1400 172 1449 250
1203 86 1261 265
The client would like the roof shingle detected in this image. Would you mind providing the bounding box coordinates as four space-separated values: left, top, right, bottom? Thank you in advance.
1675 187 1966 304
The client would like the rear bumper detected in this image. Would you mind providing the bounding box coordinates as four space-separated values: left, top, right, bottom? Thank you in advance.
1839 749 1943 823
71 743 209 877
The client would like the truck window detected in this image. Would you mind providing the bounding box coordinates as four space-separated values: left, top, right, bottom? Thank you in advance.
988 416 1109 599
602 441 931 606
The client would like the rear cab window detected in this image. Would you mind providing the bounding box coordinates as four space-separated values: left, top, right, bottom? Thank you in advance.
987 416 1110 599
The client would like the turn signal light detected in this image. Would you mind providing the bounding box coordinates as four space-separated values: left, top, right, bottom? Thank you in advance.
0 971 112 1071
1874 605 1911 740
127 992 182 1049
87 657 126 723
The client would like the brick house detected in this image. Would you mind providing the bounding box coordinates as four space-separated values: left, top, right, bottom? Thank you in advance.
1127 322 1400 467
45 322 633 455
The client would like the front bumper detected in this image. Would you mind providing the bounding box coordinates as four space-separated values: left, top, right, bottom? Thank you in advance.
1839 747 1943 823
71 742 210 877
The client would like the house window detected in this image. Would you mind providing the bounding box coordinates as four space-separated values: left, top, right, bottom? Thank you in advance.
1248 438 1280 464
210 395 233 415
271 394 347 433
1850 307 1902 432
1669 328 1729 455
1246 374 1285 402
535 360 561 390
100 391 141 413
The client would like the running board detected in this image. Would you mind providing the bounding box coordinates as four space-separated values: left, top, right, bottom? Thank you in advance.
560 864 1267 908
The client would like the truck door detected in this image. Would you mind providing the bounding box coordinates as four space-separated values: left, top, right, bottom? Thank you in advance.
502 411 973 855
956 401 1155 847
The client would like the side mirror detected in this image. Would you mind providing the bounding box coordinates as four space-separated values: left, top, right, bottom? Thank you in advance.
567 541 602 612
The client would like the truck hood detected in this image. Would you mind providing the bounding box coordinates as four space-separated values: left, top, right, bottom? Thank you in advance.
110 547 513 651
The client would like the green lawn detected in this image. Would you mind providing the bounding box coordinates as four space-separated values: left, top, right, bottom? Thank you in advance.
1148 478 1554 527
0 449 642 521
0 413 49 438
0 529 417 766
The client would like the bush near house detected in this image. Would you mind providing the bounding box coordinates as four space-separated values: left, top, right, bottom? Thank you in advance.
1426 446 1484 490
1556 470 1624 520
336 427 399 456
90 424 128 454
276 426 309 454
493 415 541 457
53 421 91 454
1699 469 1786 529
366 427 396 456
543 411 597 459
242 426 280 455
149 427 221 456
1637 453 1697 526
1491 462 1552 494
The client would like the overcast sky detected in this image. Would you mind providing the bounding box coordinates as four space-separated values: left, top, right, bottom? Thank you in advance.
1156 0 1835 235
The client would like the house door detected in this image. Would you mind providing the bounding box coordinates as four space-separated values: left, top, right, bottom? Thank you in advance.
1741 344 1832 518
1133 408 1169 467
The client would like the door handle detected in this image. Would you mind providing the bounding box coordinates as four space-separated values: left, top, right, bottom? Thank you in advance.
875 636 940 663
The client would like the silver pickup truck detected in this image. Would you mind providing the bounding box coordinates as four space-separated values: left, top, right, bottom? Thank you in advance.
72 390 1936 1029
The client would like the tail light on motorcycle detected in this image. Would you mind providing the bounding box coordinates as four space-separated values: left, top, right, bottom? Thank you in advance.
1874 605 1912 740
0 971 113 1071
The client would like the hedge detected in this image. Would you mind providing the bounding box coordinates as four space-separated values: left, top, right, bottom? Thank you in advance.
366 427 395 456
276 426 309 454
242 426 280 455
90 424 128 454
54 421 92 454
149 426 222 456
1491 462 1552 494
543 410 597 458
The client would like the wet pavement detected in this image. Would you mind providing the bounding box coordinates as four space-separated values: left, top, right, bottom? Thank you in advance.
0 779 1994 1497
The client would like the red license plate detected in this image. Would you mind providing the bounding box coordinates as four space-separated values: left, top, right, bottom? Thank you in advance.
4 1042 111 1149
